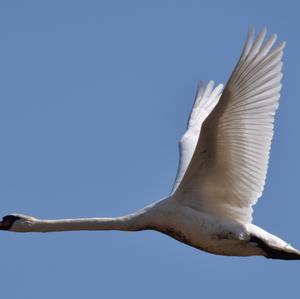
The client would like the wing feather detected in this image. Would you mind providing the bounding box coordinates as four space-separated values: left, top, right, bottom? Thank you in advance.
171 81 223 194
172 28 285 224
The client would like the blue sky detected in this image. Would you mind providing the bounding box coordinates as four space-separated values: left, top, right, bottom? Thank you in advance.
0 1 299 298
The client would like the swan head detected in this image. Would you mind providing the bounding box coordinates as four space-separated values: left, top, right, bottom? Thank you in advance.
0 214 38 232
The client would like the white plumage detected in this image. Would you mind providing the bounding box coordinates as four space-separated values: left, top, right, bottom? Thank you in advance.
1 28 299 260
173 28 285 224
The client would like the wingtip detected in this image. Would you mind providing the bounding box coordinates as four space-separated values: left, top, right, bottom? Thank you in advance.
256 27 267 42
260 26 267 34
275 41 287 52
218 83 224 90
213 83 224 96
208 80 215 86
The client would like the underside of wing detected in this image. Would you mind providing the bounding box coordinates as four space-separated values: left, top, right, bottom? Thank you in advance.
173 28 285 224
171 81 223 194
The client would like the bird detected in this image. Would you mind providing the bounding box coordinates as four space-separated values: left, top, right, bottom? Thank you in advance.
1 28 299 260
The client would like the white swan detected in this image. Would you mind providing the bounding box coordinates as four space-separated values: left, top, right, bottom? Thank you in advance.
1 28 299 260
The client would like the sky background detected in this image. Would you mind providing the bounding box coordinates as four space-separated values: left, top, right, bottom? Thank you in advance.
0 1 299 298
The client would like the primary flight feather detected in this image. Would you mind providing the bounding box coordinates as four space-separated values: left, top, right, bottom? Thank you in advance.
1 28 299 260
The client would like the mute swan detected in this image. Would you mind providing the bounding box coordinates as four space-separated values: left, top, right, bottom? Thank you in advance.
1 28 299 260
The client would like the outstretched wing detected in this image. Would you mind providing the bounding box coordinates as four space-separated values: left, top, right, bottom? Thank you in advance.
172 28 285 224
171 81 223 194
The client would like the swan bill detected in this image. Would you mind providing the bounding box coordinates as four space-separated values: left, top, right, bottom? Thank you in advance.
0 215 21 231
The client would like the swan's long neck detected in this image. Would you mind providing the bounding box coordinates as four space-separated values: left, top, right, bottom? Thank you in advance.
17 207 158 233
11 199 169 233
32 216 142 232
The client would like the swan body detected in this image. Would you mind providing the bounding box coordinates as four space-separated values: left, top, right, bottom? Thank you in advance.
1 28 300 260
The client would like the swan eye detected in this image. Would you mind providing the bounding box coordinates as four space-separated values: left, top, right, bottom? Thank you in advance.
0 215 21 230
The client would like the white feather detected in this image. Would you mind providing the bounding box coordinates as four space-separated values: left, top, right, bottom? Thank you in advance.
172 28 285 224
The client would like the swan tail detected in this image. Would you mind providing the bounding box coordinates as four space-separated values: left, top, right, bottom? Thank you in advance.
250 235 300 260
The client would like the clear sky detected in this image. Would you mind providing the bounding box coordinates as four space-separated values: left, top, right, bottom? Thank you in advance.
0 1 299 298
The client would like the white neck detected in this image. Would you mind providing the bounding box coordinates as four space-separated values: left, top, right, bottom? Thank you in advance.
11 199 169 233
32 217 140 232
19 210 157 232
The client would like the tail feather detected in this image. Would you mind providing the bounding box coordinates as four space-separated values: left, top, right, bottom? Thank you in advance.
250 235 300 260
264 247 300 260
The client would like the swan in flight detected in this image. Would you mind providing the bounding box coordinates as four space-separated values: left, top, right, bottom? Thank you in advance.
1 28 299 260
